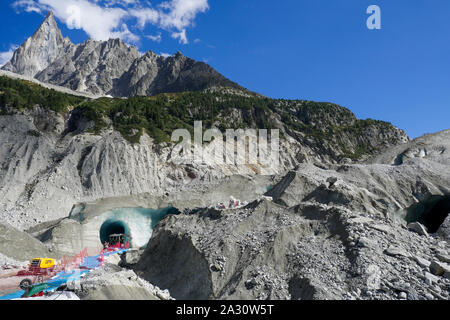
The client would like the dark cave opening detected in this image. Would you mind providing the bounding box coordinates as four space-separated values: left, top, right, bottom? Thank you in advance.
99 219 131 245
393 153 404 166
405 195 450 233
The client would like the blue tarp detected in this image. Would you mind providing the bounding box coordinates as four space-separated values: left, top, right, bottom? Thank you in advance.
0 249 128 300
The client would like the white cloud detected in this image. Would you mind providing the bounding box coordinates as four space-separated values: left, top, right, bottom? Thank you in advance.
22 0 135 42
158 0 209 30
171 29 187 44
113 23 140 43
130 8 159 29
0 45 19 67
160 52 171 58
145 32 162 42
12 0 210 45
12 0 42 13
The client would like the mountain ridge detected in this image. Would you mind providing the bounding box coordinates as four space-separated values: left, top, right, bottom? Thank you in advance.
2 12 245 98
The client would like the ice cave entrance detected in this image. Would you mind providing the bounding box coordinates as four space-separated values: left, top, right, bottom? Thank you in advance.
99 219 131 245
405 195 450 233
98 207 180 249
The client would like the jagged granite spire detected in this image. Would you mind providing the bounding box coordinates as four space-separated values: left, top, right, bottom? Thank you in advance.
2 12 245 97
2 12 71 77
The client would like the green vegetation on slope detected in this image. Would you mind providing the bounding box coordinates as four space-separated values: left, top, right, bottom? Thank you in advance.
0 76 401 160
0 76 85 113
77 92 280 143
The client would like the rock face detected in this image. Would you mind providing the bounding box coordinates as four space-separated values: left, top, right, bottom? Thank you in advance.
36 38 140 96
111 51 243 97
2 12 242 97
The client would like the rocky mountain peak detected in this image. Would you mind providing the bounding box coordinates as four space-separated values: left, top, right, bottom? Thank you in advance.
143 50 159 58
45 10 54 19
36 11 59 35
174 51 184 58
104 38 127 48
2 11 69 77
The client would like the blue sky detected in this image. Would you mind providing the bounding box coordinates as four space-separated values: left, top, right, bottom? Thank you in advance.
0 0 449 138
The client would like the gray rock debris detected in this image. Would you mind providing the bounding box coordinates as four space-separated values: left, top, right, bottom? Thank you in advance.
134 198 450 300
131 129 450 300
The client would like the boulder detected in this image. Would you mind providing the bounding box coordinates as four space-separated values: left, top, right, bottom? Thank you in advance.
430 261 450 276
407 222 429 237
398 292 407 300
119 249 143 267
385 246 410 258
358 237 380 251
413 256 431 269
424 272 440 285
